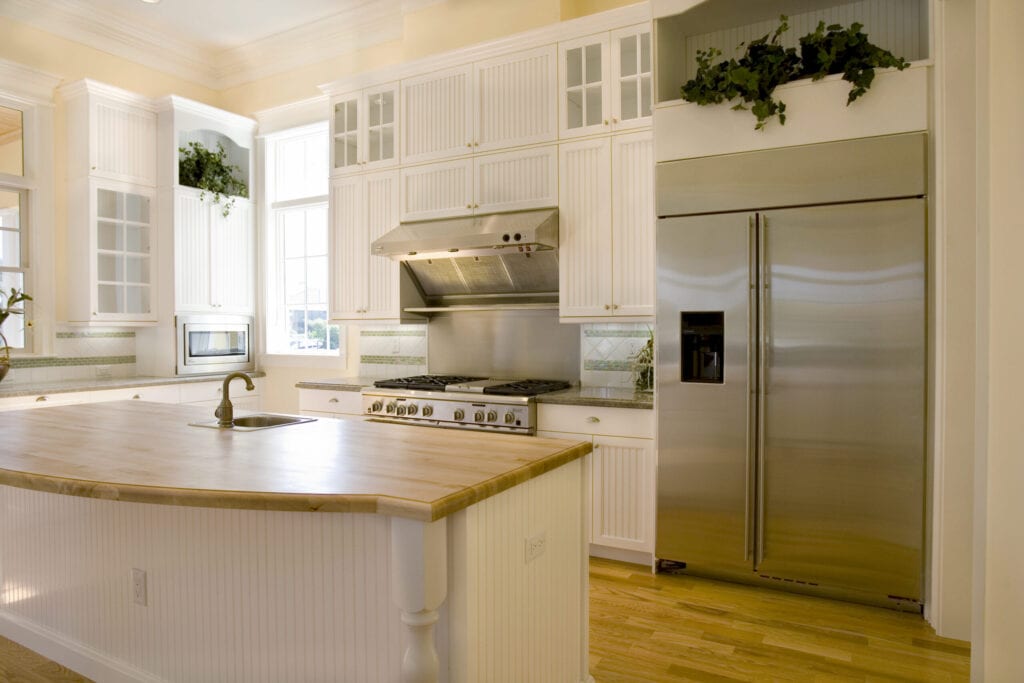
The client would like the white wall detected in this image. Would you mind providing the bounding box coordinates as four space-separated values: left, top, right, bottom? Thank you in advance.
971 0 1024 679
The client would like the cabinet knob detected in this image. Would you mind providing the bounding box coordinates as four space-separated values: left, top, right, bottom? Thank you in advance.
603 120 609 126
604 304 611 310
329 398 339 404
612 304 619 310
473 141 479 147
473 203 479 209
586 416 600 423
612 117 619 124
132 394 141 399
466 143 473 148
467 204 472 209
35 396 48 402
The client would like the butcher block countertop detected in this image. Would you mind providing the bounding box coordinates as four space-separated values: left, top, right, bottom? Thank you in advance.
0 401 591 522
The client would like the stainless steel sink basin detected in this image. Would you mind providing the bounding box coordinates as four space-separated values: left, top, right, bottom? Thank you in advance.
190 413 316 431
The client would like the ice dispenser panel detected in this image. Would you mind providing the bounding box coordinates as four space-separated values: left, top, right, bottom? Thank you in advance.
681 312 724 383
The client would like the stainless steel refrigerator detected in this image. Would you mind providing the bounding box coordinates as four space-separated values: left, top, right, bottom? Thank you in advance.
655 133 926 610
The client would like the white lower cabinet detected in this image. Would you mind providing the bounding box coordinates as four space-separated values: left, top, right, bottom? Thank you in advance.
298 389 364 418
537 404 654 560
0 380 259 412
178 378 263 411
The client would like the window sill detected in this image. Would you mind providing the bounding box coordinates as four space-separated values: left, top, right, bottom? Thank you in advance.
258 353 347 369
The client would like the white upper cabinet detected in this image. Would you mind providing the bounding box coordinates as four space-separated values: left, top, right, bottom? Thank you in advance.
400 145 557 221
174 186 254 315
61 80 157 187
401 46 558 165
401 65 474 165
559 131 654 320
330 170 402 321
473 45 558 153
331 82 399 175
66 179 157 324
559 23 652 138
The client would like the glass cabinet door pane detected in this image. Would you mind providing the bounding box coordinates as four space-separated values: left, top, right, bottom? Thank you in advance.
620 35 638 77
567 90 583 129
125 256 149 283
98 285 122 313
125 286 149 314
620 80 638 120
346 100 358 131
382 127 394 161
368 128 381 162
125 225 149 253
640 32 651 73
382 91 394 124
585 43 602 83
641 76 652 117
97 189 121 219
567 47 583 88
585 86 602 126
98 253 122 282
98 221 121 251
369 94 381 127
125 193 149 223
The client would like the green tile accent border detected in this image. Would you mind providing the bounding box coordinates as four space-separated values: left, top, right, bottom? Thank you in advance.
359 330 427 337
10 355 136 369
584 359 634 372
360 355 427 365
56 331 136 339
583 329 650 338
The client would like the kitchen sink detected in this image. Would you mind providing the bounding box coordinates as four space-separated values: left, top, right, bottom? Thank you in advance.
189 413 316 432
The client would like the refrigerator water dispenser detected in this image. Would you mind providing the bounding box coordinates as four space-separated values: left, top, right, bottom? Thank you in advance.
681 312 723 383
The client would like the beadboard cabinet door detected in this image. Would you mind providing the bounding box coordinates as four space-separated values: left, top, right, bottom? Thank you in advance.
610 131 655 317
474 45 557 153
401 65 474 165
474 145 558 214
399 159 474 221
559 137 613 318
330 171 402 320
175 187 254 315
559 132 654 320
590 435 655 553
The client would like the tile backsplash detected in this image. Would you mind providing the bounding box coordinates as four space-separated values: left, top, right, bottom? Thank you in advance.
358 325 428 377
4 327 137 384
581 323 653 389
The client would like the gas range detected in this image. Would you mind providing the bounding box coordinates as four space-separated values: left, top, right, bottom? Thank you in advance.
361 375 572 435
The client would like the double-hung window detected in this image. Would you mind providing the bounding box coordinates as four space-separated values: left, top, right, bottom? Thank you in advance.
264 122 340 354
0 102 30 353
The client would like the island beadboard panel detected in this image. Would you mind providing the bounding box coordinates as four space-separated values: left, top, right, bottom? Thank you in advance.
0 459 586 682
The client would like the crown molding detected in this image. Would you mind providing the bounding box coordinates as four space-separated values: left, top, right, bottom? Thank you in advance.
252 96 331 136
319 2 651 96
57 78 158 111
0 58 63 105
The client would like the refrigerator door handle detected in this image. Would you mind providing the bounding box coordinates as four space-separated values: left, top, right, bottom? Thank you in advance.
745 214 757 561
756 215 769 566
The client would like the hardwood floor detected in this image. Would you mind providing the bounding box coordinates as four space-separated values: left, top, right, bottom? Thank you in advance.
590 558 971 682
0 636 92 682
1 559 970 682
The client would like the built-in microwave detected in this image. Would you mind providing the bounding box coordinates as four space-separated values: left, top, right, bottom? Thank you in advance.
176 314 254 376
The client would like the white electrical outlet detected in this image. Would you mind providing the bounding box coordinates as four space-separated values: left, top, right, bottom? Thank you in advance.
131 568 147 606
525 532 546 563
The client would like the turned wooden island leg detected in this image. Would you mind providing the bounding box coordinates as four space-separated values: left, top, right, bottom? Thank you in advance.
391 517 447 683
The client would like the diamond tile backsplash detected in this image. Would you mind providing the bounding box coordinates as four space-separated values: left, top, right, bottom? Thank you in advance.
4 327 137 384
580 323 653 389
358 325 428 377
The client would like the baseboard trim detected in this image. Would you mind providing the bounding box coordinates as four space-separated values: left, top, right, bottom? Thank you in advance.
0 611 160 683
589 544 653 567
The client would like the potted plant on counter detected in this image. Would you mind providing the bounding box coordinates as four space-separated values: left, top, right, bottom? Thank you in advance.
0 286 32 383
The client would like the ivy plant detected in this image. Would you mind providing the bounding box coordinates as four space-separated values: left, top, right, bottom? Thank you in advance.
681 16 910 129
178 141 249 217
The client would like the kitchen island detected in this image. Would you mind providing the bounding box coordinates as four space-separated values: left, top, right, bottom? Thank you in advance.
0 401 592 682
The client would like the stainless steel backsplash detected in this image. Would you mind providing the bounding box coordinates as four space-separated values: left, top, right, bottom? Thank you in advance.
427 309 580 381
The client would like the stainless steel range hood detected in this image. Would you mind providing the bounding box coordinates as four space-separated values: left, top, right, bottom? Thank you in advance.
372 209 560 312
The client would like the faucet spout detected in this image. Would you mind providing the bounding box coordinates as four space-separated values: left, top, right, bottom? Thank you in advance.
214 371 255 428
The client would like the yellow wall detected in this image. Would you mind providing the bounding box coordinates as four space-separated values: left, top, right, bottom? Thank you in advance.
0 136 23 176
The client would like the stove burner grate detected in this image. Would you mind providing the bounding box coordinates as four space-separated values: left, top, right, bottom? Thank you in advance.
483 379 572 396
373 375 486 391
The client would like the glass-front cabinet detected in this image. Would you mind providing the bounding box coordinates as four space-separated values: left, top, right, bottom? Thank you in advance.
331 83 398 174
559 23 653 138
96 187 152 317
67 179 157 324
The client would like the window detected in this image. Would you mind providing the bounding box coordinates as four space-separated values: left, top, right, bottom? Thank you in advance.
264 122 339 354
0 103 30 352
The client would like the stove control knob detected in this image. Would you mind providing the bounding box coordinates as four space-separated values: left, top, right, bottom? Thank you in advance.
422 405 434 417
396 404 407 416
370 400 383 413
474 410 485 422
386 401 397 414
406 404 418 416
486 410 498 422
504 411 516 424
453 409 465 421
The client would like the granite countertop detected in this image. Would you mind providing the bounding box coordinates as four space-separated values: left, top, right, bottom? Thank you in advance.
0 372 267 399
296 378 654 410
0 401 590 521
536 386 653 410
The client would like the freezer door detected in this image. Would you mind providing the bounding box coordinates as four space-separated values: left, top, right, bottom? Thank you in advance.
757 199 925 603
656 213 755 579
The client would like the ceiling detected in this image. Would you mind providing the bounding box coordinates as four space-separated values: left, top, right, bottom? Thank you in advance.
0 0 442 90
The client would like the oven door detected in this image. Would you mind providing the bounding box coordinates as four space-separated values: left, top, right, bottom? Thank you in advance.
176 315 253 375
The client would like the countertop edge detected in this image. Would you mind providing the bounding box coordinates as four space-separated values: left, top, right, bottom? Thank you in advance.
0 372 268 399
